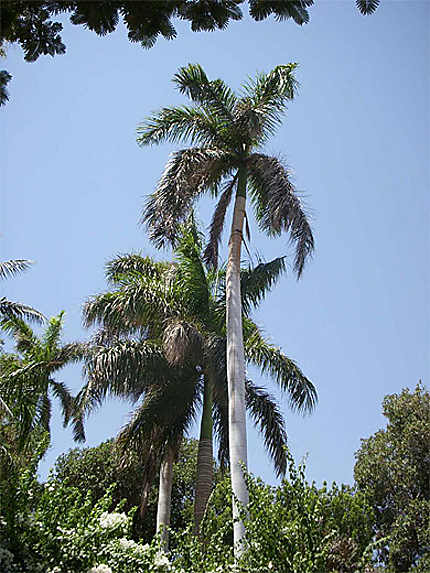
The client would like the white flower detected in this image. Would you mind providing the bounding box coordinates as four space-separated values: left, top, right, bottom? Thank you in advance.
99 511 128 530
119 538 137 550
154 551 171 570
88 565 113 573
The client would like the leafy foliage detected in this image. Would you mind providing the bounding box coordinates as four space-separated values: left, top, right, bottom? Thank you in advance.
172 453 375 572
354 383 430 571
53 438 201 542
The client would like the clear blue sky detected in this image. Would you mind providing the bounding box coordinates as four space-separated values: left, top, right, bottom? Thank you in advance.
1 1 429 486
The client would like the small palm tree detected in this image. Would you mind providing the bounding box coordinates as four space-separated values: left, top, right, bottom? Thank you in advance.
82 222 316 538
137 63 314 550
0 312 85 454
0 260 44 323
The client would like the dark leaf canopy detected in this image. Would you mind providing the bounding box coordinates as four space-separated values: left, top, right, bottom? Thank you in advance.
356 0 380 15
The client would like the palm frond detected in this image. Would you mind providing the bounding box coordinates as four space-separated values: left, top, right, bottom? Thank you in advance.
173 63 237 124
247 153 314 277
83 339 168 406
203 176 237 269
240 257 286 314
246 379 288 476
118 371 201 451
0 259 32 280
0 316 37 352
248 0 313 25
143 147 233 247
356 0 380 15
0 298 44 324
173 225 210 317
237 64 298 144
55 342 88 367
49 379 73 426
105 254 168 285
42 312 65 354
244 322 317 414
137 105 223 148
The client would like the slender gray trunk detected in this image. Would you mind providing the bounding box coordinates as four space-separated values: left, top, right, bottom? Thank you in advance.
193 375 214 534
226 167 248 557
156 444 175 552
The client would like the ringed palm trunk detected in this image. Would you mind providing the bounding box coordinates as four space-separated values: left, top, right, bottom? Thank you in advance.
156 443 175 552
226 165 249 556
193 374 214 535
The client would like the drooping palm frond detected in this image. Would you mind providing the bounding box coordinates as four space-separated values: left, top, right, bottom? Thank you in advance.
244 320 317 414
82 339 167 407
239 257 286 314
245 379 288 477
0 316 37 353
356 0 380 15
0 298 44 324
143 148 234 247
247 153 314 277
117 370 202 452
0 259 32 280
203 176 237 268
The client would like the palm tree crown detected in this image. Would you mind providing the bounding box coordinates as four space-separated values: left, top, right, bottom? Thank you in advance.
138 63 313 274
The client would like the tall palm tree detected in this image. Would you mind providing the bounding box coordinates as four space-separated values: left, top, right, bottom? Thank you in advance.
0 312 85 455
82 222 316 536
137 63 314 551
0 260 44 323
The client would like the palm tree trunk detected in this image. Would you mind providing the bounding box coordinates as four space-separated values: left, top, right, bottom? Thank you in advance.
226 166 249 556
194 373 214 535
156 444 175 552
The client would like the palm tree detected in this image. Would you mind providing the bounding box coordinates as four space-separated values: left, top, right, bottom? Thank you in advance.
0 312 85 454
0 260 44 323
137 63 314 551
82 222 316 537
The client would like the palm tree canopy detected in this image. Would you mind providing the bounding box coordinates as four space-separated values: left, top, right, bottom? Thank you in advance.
0 260 44 323
138 63 314 276
82 223 316 475
0 312 86 450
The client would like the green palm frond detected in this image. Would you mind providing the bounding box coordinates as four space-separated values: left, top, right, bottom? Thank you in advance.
240 257 286 314
246 379 288 476
118 372 202 451
83 339 167 405
42 312 65 354
244 322 317 414
203 176 237 269
143 147 234 247
237 64 298 144
49 379 73 426
0 316 37 352
106 254 168 285
173 63 237 125
247 153 314 277
137 105 223 148
0 259 32 280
